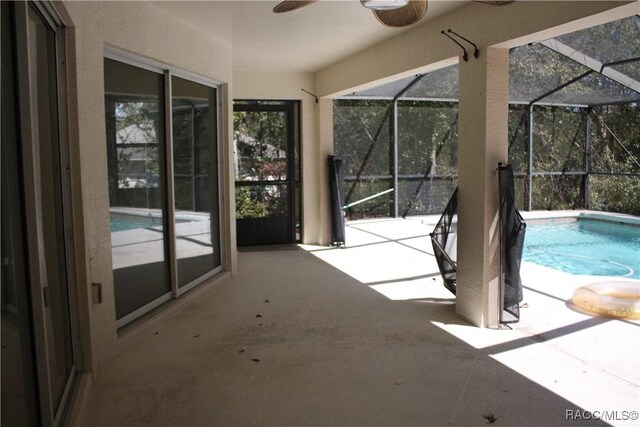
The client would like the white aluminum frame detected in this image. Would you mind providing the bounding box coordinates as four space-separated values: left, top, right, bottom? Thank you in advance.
105 49 225 326
14 2 81 425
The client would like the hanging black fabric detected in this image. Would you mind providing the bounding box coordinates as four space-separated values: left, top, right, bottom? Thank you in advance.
430 188 458 295
328 155 346 246
498 164 526 323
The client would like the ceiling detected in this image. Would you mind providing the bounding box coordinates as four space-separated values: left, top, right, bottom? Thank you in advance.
152 1 467 73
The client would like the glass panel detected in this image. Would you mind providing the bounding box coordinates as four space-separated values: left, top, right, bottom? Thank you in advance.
104 58 170 321
27 4 74 410
1 3 39 424
233 111 288 181
171 76 221 287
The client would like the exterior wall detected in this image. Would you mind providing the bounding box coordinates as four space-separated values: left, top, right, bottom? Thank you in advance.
61 0 234 373
232 71 326 245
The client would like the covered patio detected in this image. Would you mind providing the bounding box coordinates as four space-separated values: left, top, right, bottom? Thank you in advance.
3 1 639 425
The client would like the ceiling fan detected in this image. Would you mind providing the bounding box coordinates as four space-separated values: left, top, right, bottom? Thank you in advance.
273 0 515 28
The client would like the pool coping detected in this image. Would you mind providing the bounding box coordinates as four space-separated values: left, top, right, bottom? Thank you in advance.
520 210 640 227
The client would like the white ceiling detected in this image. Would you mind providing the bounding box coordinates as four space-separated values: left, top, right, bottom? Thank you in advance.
152 1 467 73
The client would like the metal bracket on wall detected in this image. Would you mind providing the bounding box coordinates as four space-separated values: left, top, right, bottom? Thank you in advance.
441 29 479 61
301 88 319 103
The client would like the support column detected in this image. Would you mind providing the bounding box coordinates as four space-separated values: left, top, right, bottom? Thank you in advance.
456 47 509 328
317 98 334 246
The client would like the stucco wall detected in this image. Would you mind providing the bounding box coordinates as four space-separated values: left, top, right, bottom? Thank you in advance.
232 71 326 245
62 0 235 371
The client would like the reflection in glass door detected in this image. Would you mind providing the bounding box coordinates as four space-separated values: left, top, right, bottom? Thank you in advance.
233 101 301 246
172 77 222 290
104 59 171 326
105 57 222 327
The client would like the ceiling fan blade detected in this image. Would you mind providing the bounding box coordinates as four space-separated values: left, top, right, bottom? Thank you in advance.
273 0 318 13
373 0 428 28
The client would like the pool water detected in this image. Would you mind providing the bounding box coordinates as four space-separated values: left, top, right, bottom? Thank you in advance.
523 219 640 279
110 214 159 232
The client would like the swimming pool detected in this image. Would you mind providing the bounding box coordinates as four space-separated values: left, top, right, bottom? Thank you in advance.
110 213 160 232
523 219 640 279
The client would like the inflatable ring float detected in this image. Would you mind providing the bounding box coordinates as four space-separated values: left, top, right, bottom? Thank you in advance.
572 281 640 319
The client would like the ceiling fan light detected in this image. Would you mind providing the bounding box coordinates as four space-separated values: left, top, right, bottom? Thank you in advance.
360 0 409 11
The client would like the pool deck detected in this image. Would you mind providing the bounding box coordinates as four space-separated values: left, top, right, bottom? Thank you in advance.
306 213 639 422
77 211 639 426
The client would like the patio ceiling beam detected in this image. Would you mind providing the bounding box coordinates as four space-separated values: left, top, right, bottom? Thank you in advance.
539 38 640 93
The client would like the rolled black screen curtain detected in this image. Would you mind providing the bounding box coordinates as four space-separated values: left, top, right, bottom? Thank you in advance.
430 188 458 295
498 163 526 323
328 155 346 246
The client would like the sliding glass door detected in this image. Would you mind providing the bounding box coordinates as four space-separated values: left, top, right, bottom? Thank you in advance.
104 59 171 325
171 77 221 289
105 57 222 328
2 2 78 425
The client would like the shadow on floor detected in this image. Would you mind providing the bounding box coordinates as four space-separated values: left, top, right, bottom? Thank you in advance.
78 245 610 427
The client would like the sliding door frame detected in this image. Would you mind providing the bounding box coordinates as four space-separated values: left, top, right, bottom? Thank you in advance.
104 49 224 326
171 69 224 297
14 1 81 425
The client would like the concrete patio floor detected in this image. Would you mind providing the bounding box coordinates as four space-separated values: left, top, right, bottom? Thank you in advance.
76 217 639 426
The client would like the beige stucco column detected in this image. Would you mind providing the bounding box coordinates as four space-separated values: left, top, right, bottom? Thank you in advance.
316 97 334 246
456 47 509 328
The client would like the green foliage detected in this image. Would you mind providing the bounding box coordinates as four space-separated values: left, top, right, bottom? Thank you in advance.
235 186 269 219
233 108 290 219
590 175 640 216
235 186 287 219
233 110 288 181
